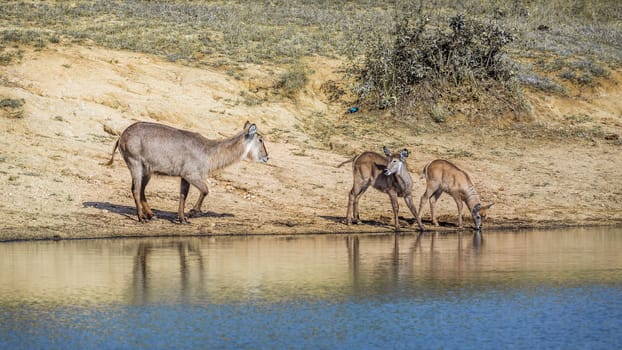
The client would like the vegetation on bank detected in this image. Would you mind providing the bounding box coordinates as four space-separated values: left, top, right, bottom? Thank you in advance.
349 14 527 121
1 0 620 125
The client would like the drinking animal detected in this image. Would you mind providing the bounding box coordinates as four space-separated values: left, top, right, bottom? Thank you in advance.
418 159 493 230
338 146 424 232
107 121 269 223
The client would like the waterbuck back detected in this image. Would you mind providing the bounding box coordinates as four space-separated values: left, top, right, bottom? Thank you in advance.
119 122 211 177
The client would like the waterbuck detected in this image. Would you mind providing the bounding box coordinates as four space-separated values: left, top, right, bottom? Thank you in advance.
107 121 269 224
338 146 424 232
418 159 493 231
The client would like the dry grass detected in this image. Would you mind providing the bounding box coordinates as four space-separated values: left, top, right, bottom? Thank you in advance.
2 1 619 65
1 0 620 127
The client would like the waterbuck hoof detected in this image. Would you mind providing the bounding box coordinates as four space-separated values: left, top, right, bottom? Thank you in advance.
188 209 202 218
139 215 158 223
176 218 191 225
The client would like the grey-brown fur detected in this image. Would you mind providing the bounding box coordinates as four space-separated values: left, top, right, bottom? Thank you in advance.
338 146 424 232
108 121 268 224
418 159 493 230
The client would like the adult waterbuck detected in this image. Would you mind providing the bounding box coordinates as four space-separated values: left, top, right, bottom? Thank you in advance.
107 121 269 224
418 159 493 231
338 146 424 232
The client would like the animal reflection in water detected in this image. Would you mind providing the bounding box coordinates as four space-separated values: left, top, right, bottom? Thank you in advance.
129 233 484 302
131 240 205 303
344 232 484 291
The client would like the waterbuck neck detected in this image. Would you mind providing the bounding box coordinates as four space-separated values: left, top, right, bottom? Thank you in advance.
204 130 248 171
464 186 481 211
393 163 413 190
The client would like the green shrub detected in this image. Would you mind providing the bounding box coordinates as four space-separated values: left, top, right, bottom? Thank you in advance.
0 98 24 109
0 97 25 119
351 14 519 117
431 104 449 123
274 63 309 97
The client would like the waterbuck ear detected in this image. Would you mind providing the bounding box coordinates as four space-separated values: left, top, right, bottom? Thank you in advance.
400 149 409 159
383 146 391 157
243 121 251 129
484 203 495 210
247 124 257 137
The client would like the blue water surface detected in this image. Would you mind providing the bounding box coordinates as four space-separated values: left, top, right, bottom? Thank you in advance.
2 286 621 349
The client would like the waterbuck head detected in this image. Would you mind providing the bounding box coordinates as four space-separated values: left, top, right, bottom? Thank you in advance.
243 121 269 163
472 203 494 231
382 146 409 176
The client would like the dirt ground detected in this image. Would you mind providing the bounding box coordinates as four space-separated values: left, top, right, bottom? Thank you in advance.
1 45 621 241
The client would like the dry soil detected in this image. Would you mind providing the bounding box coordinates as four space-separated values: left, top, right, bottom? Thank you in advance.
1 45 621 240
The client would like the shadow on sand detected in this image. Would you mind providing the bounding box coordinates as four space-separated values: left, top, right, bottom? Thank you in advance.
320 215 462 230
83 202 234 223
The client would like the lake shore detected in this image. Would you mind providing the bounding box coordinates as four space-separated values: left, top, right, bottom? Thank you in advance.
1 45 621 242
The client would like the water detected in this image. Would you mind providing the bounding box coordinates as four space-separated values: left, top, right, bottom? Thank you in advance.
1 228 621 349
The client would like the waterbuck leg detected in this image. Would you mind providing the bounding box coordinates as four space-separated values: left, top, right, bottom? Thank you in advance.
451 193 464 228
140 174 154 220
346 190 355 225
131 178 144 222
418 191 430 224
186 177 209 217
429 191 442 226
130 166 148 223
178 178 190 224
352 192 362 224
347 182 365 225
388 191 400 232
356 182 372 224
350 182 369 225
346 190 363 225
404 194 424 231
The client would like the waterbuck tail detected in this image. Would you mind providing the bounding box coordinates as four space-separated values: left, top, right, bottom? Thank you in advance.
105 139 119 166
420 161 432 179
336 156 357 168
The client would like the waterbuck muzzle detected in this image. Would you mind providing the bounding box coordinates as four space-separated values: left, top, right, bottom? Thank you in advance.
472 203 482 231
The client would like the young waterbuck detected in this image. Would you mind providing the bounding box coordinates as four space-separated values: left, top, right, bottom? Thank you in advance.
418 159 493 231
107 121 269 224
338 146 424 232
